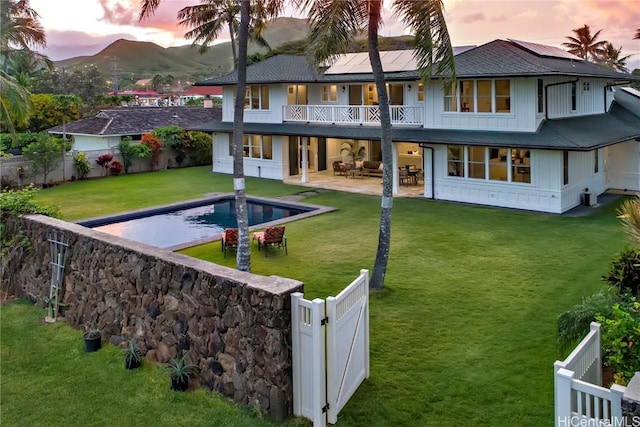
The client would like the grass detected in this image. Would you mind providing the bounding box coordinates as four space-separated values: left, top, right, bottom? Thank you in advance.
5 166 628 426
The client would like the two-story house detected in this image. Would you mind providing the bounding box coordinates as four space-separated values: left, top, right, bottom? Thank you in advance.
193 39 640 214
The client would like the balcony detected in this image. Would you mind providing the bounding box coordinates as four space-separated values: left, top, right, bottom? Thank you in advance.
283 105 423 126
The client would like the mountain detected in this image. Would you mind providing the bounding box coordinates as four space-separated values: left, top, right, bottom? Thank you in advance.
53 17 311 85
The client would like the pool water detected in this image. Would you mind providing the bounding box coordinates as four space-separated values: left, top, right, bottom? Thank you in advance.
84 198 310 249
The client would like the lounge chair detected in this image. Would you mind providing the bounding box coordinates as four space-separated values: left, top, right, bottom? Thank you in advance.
252 226 287 256
221 228 238 258
333 161 347 176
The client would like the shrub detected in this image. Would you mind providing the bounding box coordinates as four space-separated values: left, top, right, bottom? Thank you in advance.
603 248 640 298
96 153 113 175
109 161 122 175
73 151 92 179
152 126 188 167
141 133 163 170
596 300 640 385
188 131 213 166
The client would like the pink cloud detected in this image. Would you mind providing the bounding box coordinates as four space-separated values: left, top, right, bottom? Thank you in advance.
460 12 486 24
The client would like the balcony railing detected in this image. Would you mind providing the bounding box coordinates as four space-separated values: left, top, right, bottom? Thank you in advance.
283 105 423 126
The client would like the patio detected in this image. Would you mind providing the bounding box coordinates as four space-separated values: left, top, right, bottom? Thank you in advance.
283 170 424 198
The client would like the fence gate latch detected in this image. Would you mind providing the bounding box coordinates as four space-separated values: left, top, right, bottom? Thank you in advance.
322 403 330 413
321 316 329 326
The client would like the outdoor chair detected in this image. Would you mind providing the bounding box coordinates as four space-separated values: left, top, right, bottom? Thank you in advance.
333 161 347 176
220 228 238 258
252 226 287 256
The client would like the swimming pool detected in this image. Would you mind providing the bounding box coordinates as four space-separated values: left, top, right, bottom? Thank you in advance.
77 194 331 250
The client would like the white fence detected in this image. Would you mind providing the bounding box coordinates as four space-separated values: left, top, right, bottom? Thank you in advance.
292 269 370 427
283 105 423 126
554 322 626 426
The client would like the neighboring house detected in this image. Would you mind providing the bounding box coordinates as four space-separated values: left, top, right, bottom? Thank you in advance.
193 39 640 214
48 106 221 151
180 85 223 106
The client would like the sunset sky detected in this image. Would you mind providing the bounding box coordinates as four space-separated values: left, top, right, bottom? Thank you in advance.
30 0 640 70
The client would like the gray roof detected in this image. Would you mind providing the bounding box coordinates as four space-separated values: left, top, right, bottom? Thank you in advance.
48 106 221 136
196 39 637 86
191 102 640 151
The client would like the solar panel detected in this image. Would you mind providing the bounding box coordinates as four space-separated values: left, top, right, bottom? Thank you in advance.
508 39 584 61
324 50 417 74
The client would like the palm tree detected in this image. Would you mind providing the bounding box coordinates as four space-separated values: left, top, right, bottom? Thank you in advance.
177 0 271 69
562 24 607 61
0 0 48 136
139 0 284 272
596 42 632 73
298 0 456 290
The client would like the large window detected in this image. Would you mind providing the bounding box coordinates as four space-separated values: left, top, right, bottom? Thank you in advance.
448 146 531 184
228 134 272 159
245 85 269 110
445 79 511 113
571 82 577 111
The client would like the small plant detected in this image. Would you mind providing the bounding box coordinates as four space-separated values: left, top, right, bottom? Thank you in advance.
141 133 163 170
83 329 102 352
167 350 198 391
96 153 113 176
73 151 92 179
123 338 143 369
109 161 123 175
595 300 640 385
603 247 640 298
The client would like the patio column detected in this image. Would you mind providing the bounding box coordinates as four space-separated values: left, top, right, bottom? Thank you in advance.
301 137 309 183
392 146 398 195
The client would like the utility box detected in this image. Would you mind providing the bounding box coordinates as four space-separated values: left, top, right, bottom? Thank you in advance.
581 191 597 206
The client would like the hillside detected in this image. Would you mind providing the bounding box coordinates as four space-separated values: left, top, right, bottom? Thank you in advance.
53 17 312 85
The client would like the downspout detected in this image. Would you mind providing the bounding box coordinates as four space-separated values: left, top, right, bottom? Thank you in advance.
544 78 579 120
419 144 435 200
604 81 631 113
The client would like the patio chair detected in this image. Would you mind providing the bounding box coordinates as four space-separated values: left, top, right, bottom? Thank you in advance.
252 226 287 256
220 228 238 258
333 161 347 176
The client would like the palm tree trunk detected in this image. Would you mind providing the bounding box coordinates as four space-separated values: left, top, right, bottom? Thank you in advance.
227 10 238 70
232 0 251 272
368 0 392 291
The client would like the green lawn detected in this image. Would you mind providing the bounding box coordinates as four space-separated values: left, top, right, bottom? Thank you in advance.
4 166 627 426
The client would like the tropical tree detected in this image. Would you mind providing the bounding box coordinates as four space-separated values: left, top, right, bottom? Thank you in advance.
635 29 640 40
22 133 63 185
299 0 456 290
562 24 607 61
140 0 284 272
177 0 271 69
0 0 48 137
596 42 632 73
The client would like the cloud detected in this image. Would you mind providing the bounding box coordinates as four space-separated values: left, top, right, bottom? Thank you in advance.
461 12 486 24
98 0 138 26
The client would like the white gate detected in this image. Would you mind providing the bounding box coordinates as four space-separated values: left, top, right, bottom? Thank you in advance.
292 269 370 427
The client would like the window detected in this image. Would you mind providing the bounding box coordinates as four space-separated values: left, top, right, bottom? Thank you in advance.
228 134 272 159
418 83 425 102
488 147 507 181
444 79 510 113
594 150 598 173
386 83 404 105
563 151 569 185
537 79 544 114
321 85 337 102
495 80 510 113
582 81 590 93
447 146 531 184
477 80 492 113
468 146 485 179
460 80 475 112
444 83 457 112
447 145 464 177
571 82 577 111
245 85 269 110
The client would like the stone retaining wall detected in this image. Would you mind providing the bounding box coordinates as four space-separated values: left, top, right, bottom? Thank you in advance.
4 214 303 420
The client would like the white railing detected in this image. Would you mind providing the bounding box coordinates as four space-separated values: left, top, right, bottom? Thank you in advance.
283 105 423 126
554 322 626 427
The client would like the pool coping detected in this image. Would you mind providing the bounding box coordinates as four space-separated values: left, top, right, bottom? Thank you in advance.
75 193 337 252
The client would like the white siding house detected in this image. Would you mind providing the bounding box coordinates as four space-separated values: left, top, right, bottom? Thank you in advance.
193 39 640 214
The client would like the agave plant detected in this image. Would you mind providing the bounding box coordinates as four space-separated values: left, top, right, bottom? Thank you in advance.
167 350 198 391
123 339 143 369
